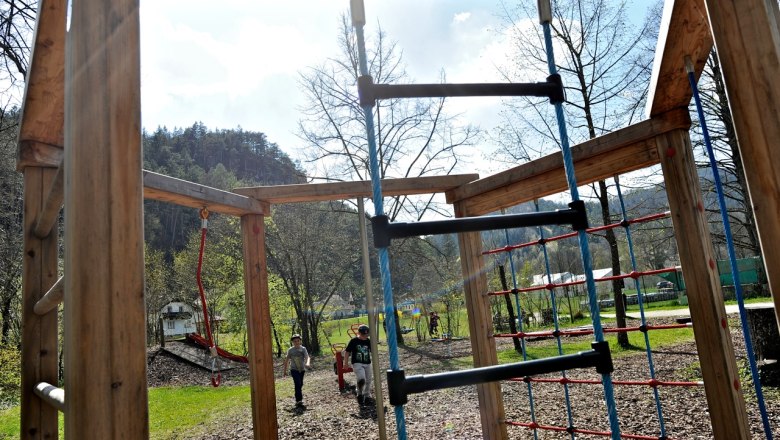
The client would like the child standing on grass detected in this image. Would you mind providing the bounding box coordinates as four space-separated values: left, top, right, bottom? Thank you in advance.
283 334 311 407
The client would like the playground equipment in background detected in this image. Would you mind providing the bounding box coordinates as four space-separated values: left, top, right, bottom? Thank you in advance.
192 208 248 387
331 323 366 393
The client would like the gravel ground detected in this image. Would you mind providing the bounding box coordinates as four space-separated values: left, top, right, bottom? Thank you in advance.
147 318 780 439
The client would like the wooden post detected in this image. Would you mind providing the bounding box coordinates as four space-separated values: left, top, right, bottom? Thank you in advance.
702 0 780 331
657 129 750 439
240 214 278 439
21 168 59 440
454 201 507 440
64 0 148 437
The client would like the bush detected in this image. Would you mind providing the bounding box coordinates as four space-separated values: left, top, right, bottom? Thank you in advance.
0 346 21 408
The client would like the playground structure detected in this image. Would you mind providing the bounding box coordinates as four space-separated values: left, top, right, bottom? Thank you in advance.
14 1 780 440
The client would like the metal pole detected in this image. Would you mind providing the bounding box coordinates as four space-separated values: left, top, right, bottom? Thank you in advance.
358 198 387 439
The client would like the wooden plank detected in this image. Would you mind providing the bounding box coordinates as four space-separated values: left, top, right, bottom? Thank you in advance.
63 0 148 437
240 215 278 439
454 201 507 440
20 168 59 440
657 129 749 439
33 163 63 239
143 170 269 216
703 0 780 333
33 276 63 316
447 109 690 216
647 0 712 117
33 383 65 413
16 0 66 171
233 174 479 204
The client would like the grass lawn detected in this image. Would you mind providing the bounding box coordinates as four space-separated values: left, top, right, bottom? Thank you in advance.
0 385 269 439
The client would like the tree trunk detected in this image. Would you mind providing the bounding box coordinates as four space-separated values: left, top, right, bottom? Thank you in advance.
498 265 523 354
598 180 629 348
0 296 12 345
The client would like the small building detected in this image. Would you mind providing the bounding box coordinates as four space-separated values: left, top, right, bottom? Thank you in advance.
160 301 196 339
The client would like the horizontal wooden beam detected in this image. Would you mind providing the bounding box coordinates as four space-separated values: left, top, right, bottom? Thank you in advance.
647 0 712 117
17 140 63 171
143 170 269 216
16 0 66 171
233 174 480 204
33 382 65 412
446 108 691 216
34 277 64 315
33 163 64 238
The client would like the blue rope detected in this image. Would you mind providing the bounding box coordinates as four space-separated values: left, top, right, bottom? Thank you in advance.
535 200 576 440
614 177 668 438
501 225 539 440
353 22 408 439
541 21 621 440
687 69 773 440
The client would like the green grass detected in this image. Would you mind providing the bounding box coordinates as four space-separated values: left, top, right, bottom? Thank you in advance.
0 385 259 439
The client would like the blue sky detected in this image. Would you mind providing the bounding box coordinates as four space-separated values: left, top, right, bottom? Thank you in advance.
140 1 654 177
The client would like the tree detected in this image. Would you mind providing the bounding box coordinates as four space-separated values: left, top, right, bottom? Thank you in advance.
497 0 660 347
691 49 760 260
297 13 479 218
0 0 34 128
296 13 479 343
264 202 363 354
0 111 23 346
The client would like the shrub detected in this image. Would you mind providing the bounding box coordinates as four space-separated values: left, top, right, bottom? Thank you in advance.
0 346 21 408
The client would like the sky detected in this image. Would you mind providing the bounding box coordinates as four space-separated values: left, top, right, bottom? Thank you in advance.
139 0 653 180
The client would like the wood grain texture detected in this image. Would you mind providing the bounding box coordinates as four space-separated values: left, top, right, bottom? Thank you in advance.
240 215 279 439
657 129 749 440
21 168 59 440
32 163 63 239
454 201 507 440
143 170 269 216
447 109 690 216
234 174 479 204
16 0 66 171
63 0 148 437
647 0 712 117
703 0 780 334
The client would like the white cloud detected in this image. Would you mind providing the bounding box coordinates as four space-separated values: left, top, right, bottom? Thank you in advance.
453 12 471 23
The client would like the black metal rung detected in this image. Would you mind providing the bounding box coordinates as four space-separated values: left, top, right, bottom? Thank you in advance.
386 341 612 406
371 200 587 248
358 74 564 107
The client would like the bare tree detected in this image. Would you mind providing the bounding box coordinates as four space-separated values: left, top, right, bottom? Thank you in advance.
496 0 661 347
296 13 479 221
0 0 35 127
0 110 22 345
692 49 760 259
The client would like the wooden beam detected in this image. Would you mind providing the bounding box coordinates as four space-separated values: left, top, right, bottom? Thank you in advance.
33 163 63 239
20 168 59 440
657 129 749 439
647 0 712 117
33 383 65 413
233 174 479 204
143 170 269 216
16 0 66 171
34 277 64 316
63 0 148 437
240 215 278 439
702 0 780 333
447 109 690 216
454 201 507 440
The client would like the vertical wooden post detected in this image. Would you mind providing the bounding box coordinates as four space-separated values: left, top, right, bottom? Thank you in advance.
21 168 59 439
657 129 750 439
240 214 278 439
702 0 780 330
64 0 148 437
454 202 507 440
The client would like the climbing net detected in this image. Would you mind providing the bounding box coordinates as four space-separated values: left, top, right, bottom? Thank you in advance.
485 178 695 440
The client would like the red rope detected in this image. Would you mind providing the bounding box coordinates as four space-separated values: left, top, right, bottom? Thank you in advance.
509 376 703 388
506 420 671 439
482 211 671 255
487 266 680 296
195 208 221 386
